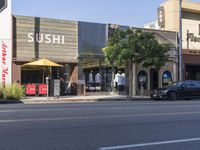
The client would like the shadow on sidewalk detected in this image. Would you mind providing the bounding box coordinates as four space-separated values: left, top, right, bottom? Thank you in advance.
0 99 23 104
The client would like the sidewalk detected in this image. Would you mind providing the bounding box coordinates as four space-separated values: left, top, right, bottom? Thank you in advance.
20 94 150 104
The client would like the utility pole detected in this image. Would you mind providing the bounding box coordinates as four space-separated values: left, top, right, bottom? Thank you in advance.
179 0 183 81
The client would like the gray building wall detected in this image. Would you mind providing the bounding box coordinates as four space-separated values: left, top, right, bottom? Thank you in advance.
78 21 107 59
77 21 107 89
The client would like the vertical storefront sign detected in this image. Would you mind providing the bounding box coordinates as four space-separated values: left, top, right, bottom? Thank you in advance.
157 6 165 28
0 0 12 85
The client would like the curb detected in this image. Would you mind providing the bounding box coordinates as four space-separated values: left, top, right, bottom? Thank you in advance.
21 99 96 104
97 97 151 101
1 96 151 104
20 97 151 104
0 100 23 104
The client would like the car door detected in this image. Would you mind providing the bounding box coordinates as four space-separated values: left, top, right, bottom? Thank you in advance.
191 81 200 98
179 81 193 98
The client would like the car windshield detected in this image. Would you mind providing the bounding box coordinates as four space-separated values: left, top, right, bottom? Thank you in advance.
167 81 183 87
171 81 184 87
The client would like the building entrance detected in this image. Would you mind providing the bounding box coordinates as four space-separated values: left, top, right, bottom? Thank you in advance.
185 65 200 80
82 58 112 92
150 68 158 90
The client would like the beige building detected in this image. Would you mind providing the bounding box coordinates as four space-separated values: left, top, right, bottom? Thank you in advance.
111 25 178 96
157 0 200 80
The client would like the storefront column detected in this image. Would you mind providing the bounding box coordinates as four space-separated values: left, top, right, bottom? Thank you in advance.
77 59 85 95
173 61 178 82
99 59 103 91
0 0 12 85
12 63 21 83
147 68 151 92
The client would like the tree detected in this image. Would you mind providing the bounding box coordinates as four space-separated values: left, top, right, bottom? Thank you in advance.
102 28 173 97
102 29 126 92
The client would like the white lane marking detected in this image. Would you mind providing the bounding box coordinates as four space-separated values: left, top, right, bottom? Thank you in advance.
0 110 18 113
99 137 200 150
1 111 200 123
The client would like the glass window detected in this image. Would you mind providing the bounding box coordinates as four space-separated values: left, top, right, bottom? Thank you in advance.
182 81 193 88
191 80 200 87
162 71 172 87
137 70 147 90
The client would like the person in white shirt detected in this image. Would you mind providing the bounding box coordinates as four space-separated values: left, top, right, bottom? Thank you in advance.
114 72 120 91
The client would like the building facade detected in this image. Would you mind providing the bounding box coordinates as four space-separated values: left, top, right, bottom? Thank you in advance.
0 0 178 96
10 15 178 95
154 0 200 80
126 27 178 96
12 15 109 95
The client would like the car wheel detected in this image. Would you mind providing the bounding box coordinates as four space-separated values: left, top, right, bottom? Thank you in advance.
169 92 177 100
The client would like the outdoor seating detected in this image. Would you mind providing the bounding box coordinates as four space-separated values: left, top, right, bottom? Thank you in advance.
26 84 36 95
38 84 47 95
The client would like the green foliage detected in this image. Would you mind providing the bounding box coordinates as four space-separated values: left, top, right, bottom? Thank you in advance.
102 28 174 69
0 83 25 100
0 85 2 99
102 29 126 66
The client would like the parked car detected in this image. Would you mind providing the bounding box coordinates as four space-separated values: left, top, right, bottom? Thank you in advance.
151 80 200 100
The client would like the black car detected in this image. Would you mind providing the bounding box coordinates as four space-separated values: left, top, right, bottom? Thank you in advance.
151 80 200 100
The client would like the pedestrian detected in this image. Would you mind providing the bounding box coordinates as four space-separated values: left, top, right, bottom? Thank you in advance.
114 72 120 91
121 73 126 91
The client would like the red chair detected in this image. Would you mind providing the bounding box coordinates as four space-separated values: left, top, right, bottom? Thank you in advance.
38 84 47 95
26 84 36 95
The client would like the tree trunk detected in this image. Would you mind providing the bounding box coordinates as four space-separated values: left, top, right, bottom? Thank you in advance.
128 59 133 98
111 64 115 92
132 63 136 96
125 60 129 96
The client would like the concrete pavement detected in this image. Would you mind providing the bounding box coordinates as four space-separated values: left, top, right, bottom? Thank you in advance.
1 101 200 150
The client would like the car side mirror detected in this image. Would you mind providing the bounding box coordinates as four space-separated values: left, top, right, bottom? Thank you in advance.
181 84 187 89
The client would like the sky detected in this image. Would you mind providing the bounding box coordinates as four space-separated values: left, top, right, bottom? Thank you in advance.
12 0 200 27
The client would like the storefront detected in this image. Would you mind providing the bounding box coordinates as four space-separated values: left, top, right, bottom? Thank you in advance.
150 0 200 81
12 15 79 95
182 10 200 80
127 28 178 95
1 11 177 96
11 15 112 95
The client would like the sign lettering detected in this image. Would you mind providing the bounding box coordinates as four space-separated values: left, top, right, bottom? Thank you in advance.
187 33 200 42
157 6 165 28
27 33 65 44
1 40 8 86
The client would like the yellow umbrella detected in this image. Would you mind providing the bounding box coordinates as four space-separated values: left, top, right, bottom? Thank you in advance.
22 58 62 83
22 58 62 67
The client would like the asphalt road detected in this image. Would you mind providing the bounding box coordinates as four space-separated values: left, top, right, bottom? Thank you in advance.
1 100 200 150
